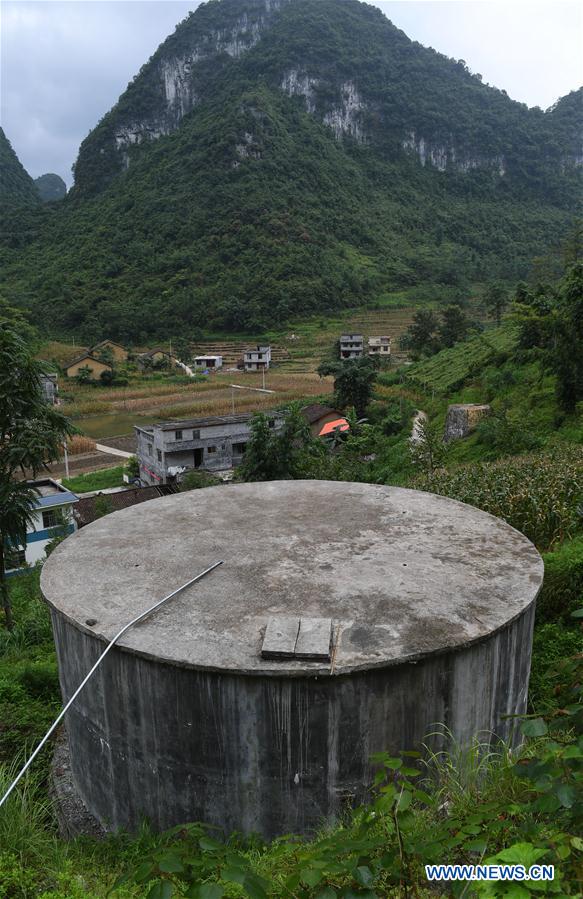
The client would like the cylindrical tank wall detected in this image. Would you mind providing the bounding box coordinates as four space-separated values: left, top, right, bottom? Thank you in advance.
51 603 535 839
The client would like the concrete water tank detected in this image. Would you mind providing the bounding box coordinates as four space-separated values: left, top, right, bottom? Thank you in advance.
41 481 543 838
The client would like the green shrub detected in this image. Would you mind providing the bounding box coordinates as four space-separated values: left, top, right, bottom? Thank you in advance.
381 398 415 436
475 408 542 455
125 455 139 480
0 851 38 898
537 537 583 625
529 622 583 712
179 470 222 491
18 660 60 702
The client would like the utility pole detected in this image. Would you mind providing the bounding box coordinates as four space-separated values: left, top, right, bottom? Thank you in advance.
63 441 70 479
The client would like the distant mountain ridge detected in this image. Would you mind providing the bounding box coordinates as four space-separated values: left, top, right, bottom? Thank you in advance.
1 0 581 341
34 174 67 203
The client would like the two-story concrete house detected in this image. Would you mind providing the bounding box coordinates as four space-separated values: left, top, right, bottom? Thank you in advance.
339 335 364 359
5 479 77 575
244 346 271 371
368 336 391 358
135 412 284 485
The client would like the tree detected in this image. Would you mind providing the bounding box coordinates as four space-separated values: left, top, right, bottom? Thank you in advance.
95 346 115 368
317 357 379 418
172 338 192 364
0 323 74 629
512 264 583 413
409 418 448 474
438 304 471 348
552 263 583 413
94 495 113 519
76 365 93 384
399 310 441 357
239 405 317 482
484 283 509 325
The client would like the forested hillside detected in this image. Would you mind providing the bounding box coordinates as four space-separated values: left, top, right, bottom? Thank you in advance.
0 128 40 207
1 0 581 342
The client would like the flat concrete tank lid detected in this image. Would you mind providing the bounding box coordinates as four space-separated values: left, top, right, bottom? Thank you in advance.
41 480 544 675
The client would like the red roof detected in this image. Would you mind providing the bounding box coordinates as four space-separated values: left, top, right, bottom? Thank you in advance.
318 418 350 436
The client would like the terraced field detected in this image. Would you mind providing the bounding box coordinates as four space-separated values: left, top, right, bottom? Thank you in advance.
268 307 419 372
405 322 519 394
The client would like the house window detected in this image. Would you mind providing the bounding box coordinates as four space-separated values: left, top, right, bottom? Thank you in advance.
207 445 216 454
6 548 26 570
233 442 247 455
175 430 183 441
147 443 153 456
157 449 162 462
42 510 59 529
192 430 200 440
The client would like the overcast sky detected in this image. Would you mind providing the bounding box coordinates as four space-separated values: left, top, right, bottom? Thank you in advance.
2 0 581 187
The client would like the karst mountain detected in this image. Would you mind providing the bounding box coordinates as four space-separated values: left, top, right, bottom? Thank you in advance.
1 0 581 341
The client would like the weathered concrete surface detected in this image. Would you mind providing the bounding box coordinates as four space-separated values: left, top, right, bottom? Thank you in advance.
444 404 491 442
50 728 105 840
41 481 543 838
42 481 542 675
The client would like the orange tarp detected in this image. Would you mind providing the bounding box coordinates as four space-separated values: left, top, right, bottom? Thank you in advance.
318 418 350 436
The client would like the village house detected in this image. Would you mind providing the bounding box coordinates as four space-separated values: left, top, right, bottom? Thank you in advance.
138 348 177 368
244 345 271 371
5 479 77 575
194 355 223 371
64 352 113 380
135 412 285 485
339 334 364 359
91 340 128 363
301 403 347 438
368 336 391 358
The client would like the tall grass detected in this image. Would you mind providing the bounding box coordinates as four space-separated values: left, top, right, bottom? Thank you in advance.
0 570 51 657
0 761 56 863
421 726 520 815
65 435 96 455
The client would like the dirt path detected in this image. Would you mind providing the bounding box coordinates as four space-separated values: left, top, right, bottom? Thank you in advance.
410 410 427 444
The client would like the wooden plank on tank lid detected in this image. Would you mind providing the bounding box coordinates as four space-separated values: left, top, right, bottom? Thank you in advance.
261 617 300 659
295 617 332 661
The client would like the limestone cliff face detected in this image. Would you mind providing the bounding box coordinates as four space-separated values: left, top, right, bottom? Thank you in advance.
401 131 506 175
111 0 291 166
280 70 366 143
